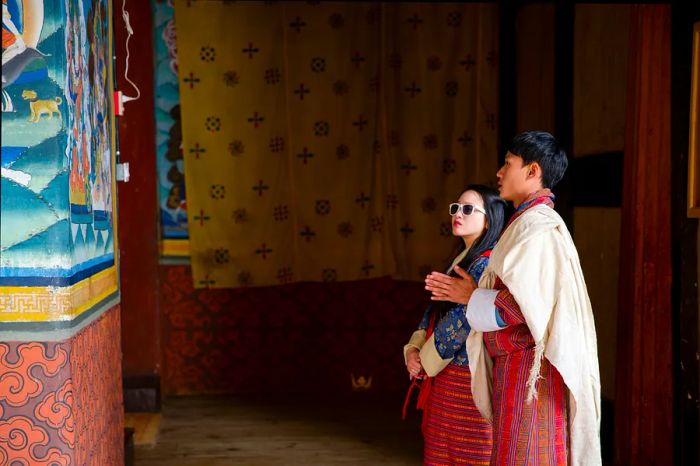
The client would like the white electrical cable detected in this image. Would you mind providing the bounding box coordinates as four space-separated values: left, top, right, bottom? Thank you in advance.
121 0 141 103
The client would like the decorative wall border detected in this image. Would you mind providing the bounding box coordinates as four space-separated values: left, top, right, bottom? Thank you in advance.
0 267 117 322
160 239 190 257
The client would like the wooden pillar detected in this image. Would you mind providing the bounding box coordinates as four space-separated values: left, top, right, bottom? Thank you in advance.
615 5 673 465
114 0 162 410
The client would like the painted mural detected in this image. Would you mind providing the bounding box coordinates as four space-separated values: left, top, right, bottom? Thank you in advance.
153 0 188 242
1 0 115 286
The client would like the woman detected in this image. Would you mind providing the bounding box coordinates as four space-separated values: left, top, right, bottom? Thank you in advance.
403 184 506 466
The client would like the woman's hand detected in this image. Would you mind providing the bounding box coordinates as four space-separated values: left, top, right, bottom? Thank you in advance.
406 348 425 379
425 265 477 305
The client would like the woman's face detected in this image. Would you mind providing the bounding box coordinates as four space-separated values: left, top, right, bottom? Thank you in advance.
451 190 487 240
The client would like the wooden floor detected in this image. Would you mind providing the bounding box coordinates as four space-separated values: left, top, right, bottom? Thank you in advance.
135 395 423 465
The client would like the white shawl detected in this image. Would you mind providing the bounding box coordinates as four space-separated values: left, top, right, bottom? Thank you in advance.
466 204 602 466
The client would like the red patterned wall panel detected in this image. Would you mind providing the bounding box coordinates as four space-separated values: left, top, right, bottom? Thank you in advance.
0 341 73 465
71 306 124 465
0 306 123 465
161 265 428 397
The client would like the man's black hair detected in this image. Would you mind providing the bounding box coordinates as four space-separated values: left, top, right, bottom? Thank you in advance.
509 131 568 189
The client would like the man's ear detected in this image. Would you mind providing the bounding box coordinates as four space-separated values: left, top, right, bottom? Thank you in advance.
527 162 542 180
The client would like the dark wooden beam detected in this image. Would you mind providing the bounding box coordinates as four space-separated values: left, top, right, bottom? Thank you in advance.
569 152 623 208
498 1 519 167
552 2 575 231
671 1 700 464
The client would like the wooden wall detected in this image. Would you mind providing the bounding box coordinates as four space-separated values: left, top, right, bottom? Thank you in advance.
572 4 630 401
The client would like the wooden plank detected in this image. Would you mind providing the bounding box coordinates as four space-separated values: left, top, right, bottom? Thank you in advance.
615 6 673 464
516 3 555 135
573 5 631 156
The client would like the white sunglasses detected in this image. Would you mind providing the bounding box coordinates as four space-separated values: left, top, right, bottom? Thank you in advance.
449 203 486 216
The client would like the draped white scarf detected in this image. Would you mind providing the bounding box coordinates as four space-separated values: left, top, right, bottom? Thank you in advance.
467 204 602 466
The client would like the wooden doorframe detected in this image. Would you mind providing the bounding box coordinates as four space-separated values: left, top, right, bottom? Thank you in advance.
671 3 700 465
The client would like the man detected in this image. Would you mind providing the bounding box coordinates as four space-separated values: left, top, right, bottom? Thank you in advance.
425 131 601 465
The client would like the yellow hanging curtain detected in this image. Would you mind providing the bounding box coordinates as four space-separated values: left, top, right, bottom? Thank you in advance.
174 1 498 288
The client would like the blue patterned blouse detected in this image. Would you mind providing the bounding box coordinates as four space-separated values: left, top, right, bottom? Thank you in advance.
417 254 491 366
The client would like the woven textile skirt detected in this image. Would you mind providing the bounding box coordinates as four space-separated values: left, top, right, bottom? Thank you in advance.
422 363 493 465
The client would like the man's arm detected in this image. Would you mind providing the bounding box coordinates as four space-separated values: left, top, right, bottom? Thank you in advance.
494 286 526 325
466 289 506 332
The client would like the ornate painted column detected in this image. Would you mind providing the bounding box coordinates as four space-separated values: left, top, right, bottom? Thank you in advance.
0 0 124 464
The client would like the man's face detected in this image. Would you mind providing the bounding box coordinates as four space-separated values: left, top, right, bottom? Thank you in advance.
496 152 530 201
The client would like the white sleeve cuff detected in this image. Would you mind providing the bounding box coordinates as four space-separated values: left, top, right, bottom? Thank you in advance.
467 289 501 332
403 330 426 364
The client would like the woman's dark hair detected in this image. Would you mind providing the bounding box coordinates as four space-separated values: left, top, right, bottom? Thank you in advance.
509 131 568 189
432 184 506 317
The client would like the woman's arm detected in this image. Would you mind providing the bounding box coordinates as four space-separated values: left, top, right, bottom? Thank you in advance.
432 305 470 359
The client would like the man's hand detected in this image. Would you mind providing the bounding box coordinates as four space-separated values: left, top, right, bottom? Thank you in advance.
425 265 477 305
